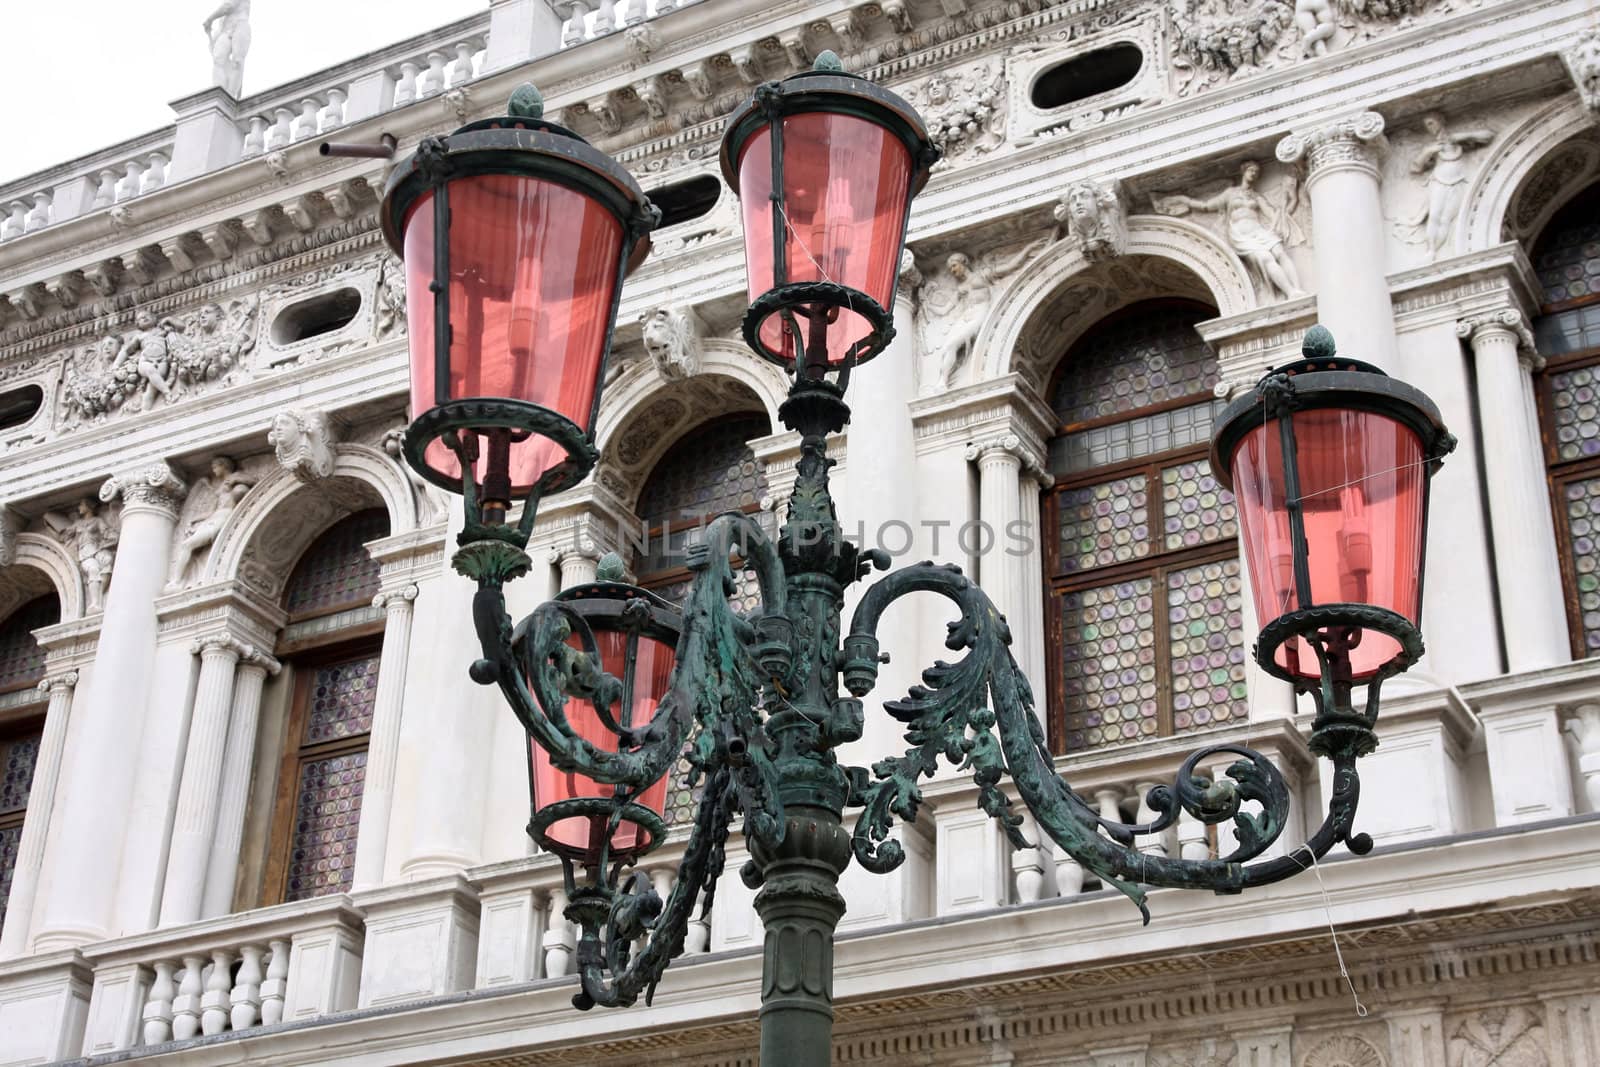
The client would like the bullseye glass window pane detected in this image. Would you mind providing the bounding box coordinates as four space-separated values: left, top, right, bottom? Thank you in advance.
1166 559 1248 734
1056 474 1149 573
304 656 380 744
0 596 58 692
1562 474 1600 655
284 750 367 901
1058 578 1157 752
284 509 390 616
1161 458 1237 551
0 733 41 815
1548 364 1600 463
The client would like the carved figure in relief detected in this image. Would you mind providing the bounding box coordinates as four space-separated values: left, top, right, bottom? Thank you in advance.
384 427 445 524
1295 0 1337 56
1402 113 1494 256
1449 1008 1549 1067
1170 0 1293 80
170 456 256 586
919 237 1052 393
1562 29 1600 114
268 409 336 482
907 63 1006 165
184 299 257 380
638 305 703 380
375 255 407 339
44 499 117 612
112 310 182 411
203 0 252 98
1154 161 1305 300
1054 180 1126 262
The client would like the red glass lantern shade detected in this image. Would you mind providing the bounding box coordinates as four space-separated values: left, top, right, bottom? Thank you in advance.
735 114 912 366
401 175 625 494
381 86 656 522
531 629 674 863
523 575 681 866
1229 409 1428 681
1211 337 1453 689
721 56 936 372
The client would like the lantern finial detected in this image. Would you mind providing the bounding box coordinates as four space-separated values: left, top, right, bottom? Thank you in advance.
813 50 844 72
596 552 627 582
508 82 545 120
1302 324 1337 361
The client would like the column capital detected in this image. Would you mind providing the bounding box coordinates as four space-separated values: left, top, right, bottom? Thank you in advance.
1276 111 1386 176
238 645 282 676
190 633 247 661
964 432 1024 465
100 462 187 519
36 669 79 695
373 583 420 611
1457 307 1540 367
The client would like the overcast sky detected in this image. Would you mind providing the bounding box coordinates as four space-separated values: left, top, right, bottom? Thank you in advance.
0 0 486 185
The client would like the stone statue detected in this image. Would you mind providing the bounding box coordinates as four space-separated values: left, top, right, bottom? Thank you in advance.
44 499 118 612
384 427 445 525
203 0 252 98
919 238 1051 393
1054 180 1126 262
170 456 256 586
1295 0 1337 56
1154 161 1305 301
1563 29 1600 115
1403 112 1494 257
112 310 183 412
638 305 703 380
268 409 337 483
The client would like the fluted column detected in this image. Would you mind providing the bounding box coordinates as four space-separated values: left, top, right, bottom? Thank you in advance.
0 670 78 956
352 583 420 890
37 463 186 949
1277 112 1397 370
202 647 280 917
557 551 598 588
160 636 244 925
1459 310 1570 670
968 435 1043 711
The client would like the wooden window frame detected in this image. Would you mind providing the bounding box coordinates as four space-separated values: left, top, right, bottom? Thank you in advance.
1043 435 1240 754
1534 291 1600 660
262 634 382 906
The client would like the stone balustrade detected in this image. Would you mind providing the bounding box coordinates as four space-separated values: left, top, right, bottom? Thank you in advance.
559 0 704 48
0 135 175 244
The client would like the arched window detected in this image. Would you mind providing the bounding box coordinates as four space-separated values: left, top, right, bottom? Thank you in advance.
1043 301 1247 754
634 412 771 612
1533 182 1600 658
266 509 388 903
0 593 59 929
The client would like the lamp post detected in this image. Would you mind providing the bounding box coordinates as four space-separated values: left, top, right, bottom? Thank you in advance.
381 58 1457 1065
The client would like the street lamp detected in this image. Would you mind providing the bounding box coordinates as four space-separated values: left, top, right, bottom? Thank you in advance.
383 60 1457 1065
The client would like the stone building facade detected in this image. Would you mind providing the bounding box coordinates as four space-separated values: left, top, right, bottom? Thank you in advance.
0 0 1599 1063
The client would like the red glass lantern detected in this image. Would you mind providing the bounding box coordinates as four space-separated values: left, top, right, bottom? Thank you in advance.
525 569 679 866
1211 328 1454 689
381 85 656 529
720 53 937 375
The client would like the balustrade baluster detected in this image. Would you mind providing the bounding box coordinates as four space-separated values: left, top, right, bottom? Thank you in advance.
140 153 168 195
266 107 294 150
594 0 618 34
1 201 24 239
24 191 52 231
543 889 575 978
231 944 266 1031
419 52 447 96
116 160 145 202
291 99 320 141
1135 780 1170 859
259 940 290 1026
1011 812 1047 903
1568 704 1600 812
318 89 347 132
561 2 591 47
200 948 234 1035
1054 850 1085 896
446 43 475 86
393 61 421 107
242 116 268 158
92 168 118 206
1177 805 1210 861
141 960 178 1045
171 954 206 1040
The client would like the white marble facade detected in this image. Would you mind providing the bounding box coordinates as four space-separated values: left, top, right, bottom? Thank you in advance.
1 0 1599 1064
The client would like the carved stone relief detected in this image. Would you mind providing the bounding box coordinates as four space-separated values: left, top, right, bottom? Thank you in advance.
1056 180 1128 263
383 425 446 526
900 59 1008 168
1300 1033 1387 1067
1501 133 1600 243
913 234 1059 395
1390 113 1496 259
42 497 118 613
638 304 705 380
268 408 338 483
374 253 407 340
169 455 259 589
1447 1007 1551 1067
1152 160 1307 302
1564 29 1600 118
1151 1038 1236 1066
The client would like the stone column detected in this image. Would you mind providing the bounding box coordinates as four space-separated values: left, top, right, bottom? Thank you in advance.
557 551 598 589
1277 112 1397 370
1459 310 1570 670
36 463 186 950
0 670 78 956
968 435 1044 707
352 583 420 891
159 636 244 926
202 648 280 917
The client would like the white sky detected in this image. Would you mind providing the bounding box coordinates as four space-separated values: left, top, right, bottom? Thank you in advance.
0 0 486 185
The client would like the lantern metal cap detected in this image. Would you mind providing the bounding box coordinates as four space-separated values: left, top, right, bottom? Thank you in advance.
718 58 939 195
1209 326 1455 494
554 567 683 645
380 84 658 273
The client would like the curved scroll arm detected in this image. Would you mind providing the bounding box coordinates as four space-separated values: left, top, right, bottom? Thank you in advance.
571 766 739 1009
842 561 1369 921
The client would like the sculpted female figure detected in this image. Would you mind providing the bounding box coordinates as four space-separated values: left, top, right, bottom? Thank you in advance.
1408 112 1493 256
170 456 256 586
1155 161 1304 301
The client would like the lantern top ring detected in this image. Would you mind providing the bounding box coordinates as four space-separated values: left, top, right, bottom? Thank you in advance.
380 109 658 271
718 66 939 195
1208 358 1456 495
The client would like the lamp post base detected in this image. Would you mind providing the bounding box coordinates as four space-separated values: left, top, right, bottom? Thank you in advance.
750 801 851 1067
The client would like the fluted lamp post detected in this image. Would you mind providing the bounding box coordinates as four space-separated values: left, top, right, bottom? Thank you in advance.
383 58 1457 1065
